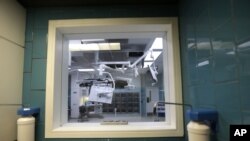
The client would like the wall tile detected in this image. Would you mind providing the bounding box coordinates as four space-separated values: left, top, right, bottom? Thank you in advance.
109 7 140 18
48 9 73 19
30 90 45 122
239 79 250 111
242 111 250 124
23 42 33 72
196 37 211 60
219 110 242 125
34 9 51 29
183 87 190 107
31 59 46 90
196 84 215 106
179 22 188 68
22 73 31 106
217 110 242 140
146 138 183 141
193 0 209 16
25 11 35 42
196 58 213 84
35 123 44 141
215 83 241 140
210 0 232 29
217 116 230 141
187 68 199 87
234 0 250 42
215 82 240 109
32 28 48 59
238 40 250 78
51 8 97 19
80 139 106 141
186 29 196 67
238 42 250 111
188 86 199 108
111 139 145 141
179 0 250 141
212 21 238 82
217 136 227 141
181 0 196 24
195 10 212 60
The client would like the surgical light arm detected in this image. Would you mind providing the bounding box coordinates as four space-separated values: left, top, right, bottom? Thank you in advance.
129 49 153 68
96 49 153 70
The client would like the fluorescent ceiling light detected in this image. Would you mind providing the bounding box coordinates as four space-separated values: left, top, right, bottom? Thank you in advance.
77 69 95 72
145 51 162 61
151 37 163 50
117 67 128 70
69 43 121 51
142 37 163 67
87 43 99 50
98 43 120 50
81 39 105 42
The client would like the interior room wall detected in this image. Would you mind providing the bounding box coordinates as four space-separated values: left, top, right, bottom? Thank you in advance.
0 0 26 140
179 0 250 140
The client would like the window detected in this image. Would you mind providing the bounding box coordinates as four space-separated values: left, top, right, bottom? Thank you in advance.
45 18 183 138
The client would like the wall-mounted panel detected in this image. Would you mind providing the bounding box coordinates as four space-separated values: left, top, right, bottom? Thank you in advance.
0 0 26 46
0 38 24 104
0 106 20 141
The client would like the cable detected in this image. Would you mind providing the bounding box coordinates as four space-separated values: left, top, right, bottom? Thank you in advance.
156 101 193 110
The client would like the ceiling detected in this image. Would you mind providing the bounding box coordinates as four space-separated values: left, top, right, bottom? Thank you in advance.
69 37 163 74
70 38 153 69
17 0 178 7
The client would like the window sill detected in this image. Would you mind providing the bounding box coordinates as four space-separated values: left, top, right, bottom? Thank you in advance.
47 122 182 138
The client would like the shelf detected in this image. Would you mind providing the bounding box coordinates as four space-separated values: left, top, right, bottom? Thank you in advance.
103 92 140 113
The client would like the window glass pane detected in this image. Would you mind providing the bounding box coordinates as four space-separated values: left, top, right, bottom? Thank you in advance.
67 37 166 124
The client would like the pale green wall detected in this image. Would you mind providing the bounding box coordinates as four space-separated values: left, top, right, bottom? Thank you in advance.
0 0 26 140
